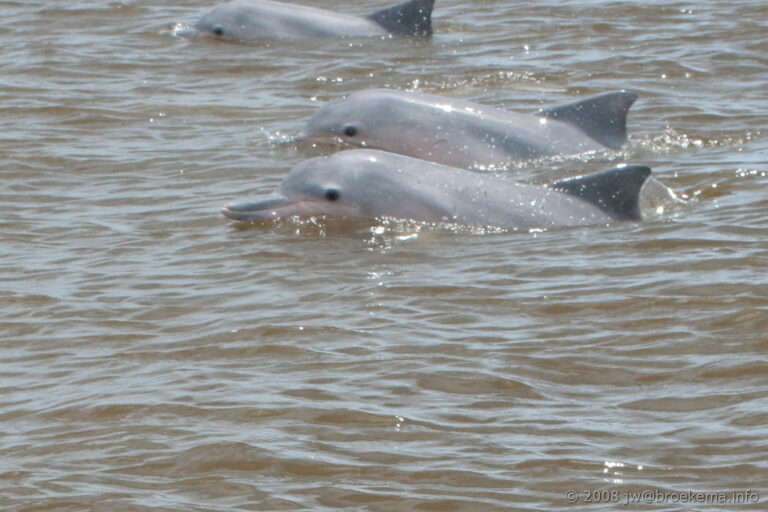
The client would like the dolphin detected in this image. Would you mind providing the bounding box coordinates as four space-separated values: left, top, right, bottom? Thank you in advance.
221 150 651 230
174 0 434 41
303 89 637 168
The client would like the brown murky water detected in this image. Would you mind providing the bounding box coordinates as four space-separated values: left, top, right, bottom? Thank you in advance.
1 1 767 510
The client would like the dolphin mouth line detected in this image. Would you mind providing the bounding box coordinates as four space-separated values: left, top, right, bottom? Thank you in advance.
221 196 364 223
301 131 347 144
221 195 296 222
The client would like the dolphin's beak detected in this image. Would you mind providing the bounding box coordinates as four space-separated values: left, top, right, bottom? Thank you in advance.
301 120 344 144
300 126 329 142
222 193 364 223
221 195 297 222
297 130 353 153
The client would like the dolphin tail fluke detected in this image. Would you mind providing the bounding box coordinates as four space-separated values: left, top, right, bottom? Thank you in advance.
368 0 434 36
551 165 651 221
537 91 637 149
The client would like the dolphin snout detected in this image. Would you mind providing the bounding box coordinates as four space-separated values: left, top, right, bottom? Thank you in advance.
222 188 365 224
221 195 293 222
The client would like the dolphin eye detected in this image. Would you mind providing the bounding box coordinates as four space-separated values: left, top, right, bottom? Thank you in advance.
325 189 340 201
213 26 224 36
343 125 357 137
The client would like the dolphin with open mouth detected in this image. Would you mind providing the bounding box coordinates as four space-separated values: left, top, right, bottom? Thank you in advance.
221 150 652 230
174 0 435 41
303 89 637 168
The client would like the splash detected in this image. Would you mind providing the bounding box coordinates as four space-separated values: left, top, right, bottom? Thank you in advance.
402 70 544 94
639 177 688 219
631 127 760 155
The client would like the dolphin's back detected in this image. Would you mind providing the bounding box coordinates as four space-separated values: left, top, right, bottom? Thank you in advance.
345 152 650 228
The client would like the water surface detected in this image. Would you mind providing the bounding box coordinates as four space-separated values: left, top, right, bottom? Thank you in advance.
1 1 767 510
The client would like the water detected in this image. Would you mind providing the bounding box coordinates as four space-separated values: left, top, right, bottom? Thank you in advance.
1 1 767 510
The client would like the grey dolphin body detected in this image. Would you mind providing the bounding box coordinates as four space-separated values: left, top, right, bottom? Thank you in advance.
221 150 651 229
175 0 434 41
303 89 637 168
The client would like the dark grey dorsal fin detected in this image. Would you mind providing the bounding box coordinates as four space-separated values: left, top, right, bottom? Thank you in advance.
368 0 434 36
550 165 652 221
536 91 637 149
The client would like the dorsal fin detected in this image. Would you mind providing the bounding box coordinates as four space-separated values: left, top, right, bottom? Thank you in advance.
367 0 434 36
550 165 651 221
536 91 637 149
